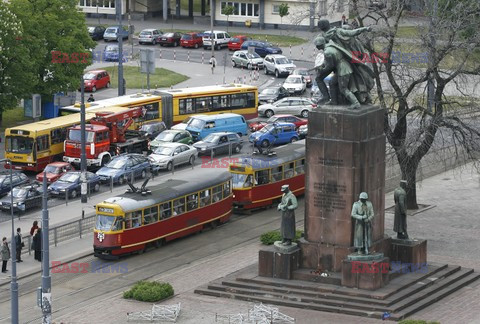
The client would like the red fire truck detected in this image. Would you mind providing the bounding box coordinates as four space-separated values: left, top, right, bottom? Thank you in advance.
63 107 149 167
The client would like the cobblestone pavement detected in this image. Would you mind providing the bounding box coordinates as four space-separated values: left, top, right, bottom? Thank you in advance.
53 162 480 323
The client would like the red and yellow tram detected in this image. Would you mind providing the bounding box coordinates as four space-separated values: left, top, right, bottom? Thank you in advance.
230 140 305 211
93 169 232 259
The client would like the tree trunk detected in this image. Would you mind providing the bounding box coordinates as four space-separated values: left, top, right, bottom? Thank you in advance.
401 160 419 210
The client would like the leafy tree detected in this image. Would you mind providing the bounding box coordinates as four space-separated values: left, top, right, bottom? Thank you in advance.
279 3 290 26
0 1 35 124
222 5 235 32
10 0 96 105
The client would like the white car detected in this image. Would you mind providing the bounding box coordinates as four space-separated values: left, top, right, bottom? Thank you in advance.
282 75 307 95
263 54 296 78
149 142 198 172
202 30 231 50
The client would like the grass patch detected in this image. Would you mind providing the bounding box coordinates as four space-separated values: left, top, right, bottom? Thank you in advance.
260 230 303 245
123 281 174 302
103 66 189 89
1 107 34 131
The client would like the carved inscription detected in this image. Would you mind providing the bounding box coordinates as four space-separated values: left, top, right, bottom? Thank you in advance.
313 182 347 212
318 158 344 166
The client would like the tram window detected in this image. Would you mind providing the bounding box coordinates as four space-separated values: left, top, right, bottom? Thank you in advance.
144 206 158 225
179 98 194 115
255 170 270 185
124 213 132 229
132 210 142 227
187 193 199 211
244 175 256 187
284 162 295 179
271 166 283 182
173 197 185 215
295 159 305 174
200 189 211 207
212 185 222 202
112 218 123 231
223 181 231 197
160 202 172 219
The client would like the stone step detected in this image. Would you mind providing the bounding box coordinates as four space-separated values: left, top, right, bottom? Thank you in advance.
390 270 480 320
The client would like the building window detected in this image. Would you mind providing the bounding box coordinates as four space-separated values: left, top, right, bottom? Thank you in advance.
220 2 259 17
318 0 327 15
337 0 344 12
272 4 280 14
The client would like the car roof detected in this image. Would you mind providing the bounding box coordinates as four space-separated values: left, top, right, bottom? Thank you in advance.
47 162 71 167
207 131 237 136
234 50 249 54
190 113 242 121
232 35 247 38
164 129 187 134
203 30 228 33
272 122 296 127
266 54 287 58
86 70 107 74
140 29 158 32
272 114 297 118
154 142 188 148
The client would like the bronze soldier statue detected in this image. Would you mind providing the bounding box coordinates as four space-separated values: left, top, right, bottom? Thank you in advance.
393 180 408 239
351 192 374 254
277 185 298 245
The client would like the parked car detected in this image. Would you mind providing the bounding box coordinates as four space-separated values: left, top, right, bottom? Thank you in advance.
263 54 297 78
249 115 307 132
258 97 317 118
298 124 308 139
231 50 264 70
138 29 163 45
180 32 203 48
88 26 106 41
103 26 129 42
202 30 231 50
150 130 193 151
186 113 248 141
228 35 250 51
193 132 243 156
82 70 111 92
258 86 289 105
36 162 75 184
48 171 100 199
96 154 151 185
159 32 182 47
249 122 299 149
149 142 198 172
103 44 127 62
170 116 201 130
240 40 282 57
0 184 43 213
292 68 313 87
282 75 307 95
0 171 30 197
138 121 167 140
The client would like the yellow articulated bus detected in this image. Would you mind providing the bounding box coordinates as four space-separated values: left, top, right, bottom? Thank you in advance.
60 84 259 126
5 106 130 172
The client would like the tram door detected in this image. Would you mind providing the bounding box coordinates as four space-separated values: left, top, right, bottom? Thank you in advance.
158 92 174 128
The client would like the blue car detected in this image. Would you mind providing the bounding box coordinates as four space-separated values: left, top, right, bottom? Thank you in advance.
103 45 127 62
96 154 151 185
249 122 299 149
48 171 100 199
0 171 30 197
241 40 282 57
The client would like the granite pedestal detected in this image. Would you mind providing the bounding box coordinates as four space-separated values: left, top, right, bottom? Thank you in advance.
258 243 300 280
390 238 427 265
341 253 390 290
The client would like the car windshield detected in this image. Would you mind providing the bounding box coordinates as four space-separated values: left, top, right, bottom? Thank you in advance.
68 130 95 143
163 33 174 37
231 37 241 42
59 173 79 183
105 45 118 52
260 124 275 133
295 70 308 75
105 28 117 33
246 52 261 59
261 88 278 95
87 27 95 33
7 188 28 198
188 119 205 129
286 77 302 84
153 146 173 156
202 134 220 143
83 73 96 80
139 31 152 36
106 158 127 169
95 215 116 231
45 165 61 174
154 132 175 142
182 34 192 40
232 173 248 189
6 136 34 154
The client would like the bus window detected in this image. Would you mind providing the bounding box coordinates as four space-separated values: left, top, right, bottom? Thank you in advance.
271 166 283 182
223 181 231 197
200 189 211 207
132 210 142 227
212 185 222 202
144 206 158 224
179 98 194 115
246 92 256 107
36 135 50 152
160 202 172 219
124 213 132 229
173 197 185 215
295 159 305 174
255 170 270 185
195 97 212 112
187 193 199 211
51 128 66 145
231 93 247 109
284 162 295 179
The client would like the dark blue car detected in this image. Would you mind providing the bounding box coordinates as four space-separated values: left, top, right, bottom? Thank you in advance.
0 171 30 197
249 122 299 149
48 171 100 199
241 40 282 57
96 154 151 185
103 45 127 62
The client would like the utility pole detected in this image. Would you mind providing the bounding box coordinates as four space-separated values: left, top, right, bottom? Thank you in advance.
117 0 125 96
210 1 215 74
80 78 87 204
427 0 437 112
41 172 51 323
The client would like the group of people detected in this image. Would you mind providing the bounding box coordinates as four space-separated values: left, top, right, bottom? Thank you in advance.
1 221 43 274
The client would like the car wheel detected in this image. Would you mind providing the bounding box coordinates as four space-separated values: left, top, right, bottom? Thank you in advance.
106 81 111 88
290 137 298 143
141 170 146 179
94 183 100 192
92 86 97 92
301 110 309 118
232 60 236 67
261 139 270 148
203 46 208 50
189 155 195 165
118 176 125 185
174 41 178 47
167 162 173 171
104 39 108 42
275 70 280 78
152 39 156 45
70 190 78 199
194 43 199 49
264 67 269 75
235 145 241 153
247 63 252 70
265 110 274 118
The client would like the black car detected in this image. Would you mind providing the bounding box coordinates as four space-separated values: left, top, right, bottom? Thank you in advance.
0 184 43 213
193 132 243 156
0 171 30 197
88 26 106 41
258 86 289 105
139 121 167 140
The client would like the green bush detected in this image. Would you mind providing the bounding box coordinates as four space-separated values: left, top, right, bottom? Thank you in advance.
123 281 174 302
260 230 303 245
399 320 440 324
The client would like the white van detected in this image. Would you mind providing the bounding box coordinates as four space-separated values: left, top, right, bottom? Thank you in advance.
202 30 231 50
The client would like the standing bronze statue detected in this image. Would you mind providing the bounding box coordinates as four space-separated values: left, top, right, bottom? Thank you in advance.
277 185 298 246
393 180 409 239
351 192 374 254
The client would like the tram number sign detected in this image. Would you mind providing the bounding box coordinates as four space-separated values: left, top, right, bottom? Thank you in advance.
98 207 114 213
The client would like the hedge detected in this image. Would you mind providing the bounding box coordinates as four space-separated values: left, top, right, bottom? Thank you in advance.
123 281 174 302
260 230 303 245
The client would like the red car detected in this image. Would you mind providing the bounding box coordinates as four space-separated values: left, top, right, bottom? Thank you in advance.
82 70 110 92
228 35 250 51
36 162 75 184
249 115 308 132
159 32 182 47
180 33 203 49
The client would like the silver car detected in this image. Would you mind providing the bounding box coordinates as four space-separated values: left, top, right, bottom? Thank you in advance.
138 29 163 45
149 142 198 172
103 26 128 42
283 75 307 95
263 54 296 78
258 97 317 118
231 50 264 70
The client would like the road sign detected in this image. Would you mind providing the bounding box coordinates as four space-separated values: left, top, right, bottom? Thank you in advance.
140 49 156 74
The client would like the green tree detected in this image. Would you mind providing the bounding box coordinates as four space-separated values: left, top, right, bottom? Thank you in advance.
0 1 35 125
279 3 290 27
10 0 96 105
222 5 235 32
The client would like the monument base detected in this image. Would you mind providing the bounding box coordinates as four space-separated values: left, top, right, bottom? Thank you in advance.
390 238 427 265
258 244 300 280
341 256 390 290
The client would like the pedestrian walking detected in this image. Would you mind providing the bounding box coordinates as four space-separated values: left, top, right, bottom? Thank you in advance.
15 228 23 262
33 228 42 262
87 94 95 102
30 220 39 236
1 237 10 273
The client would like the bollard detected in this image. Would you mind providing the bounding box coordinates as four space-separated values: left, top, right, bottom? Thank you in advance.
202 51 204 64
159 49 162 59
187 51 190 63
289 44 292 57
173 49 176 62
171 160 175 175
78 220 82 239
54 228 58 247
301 46 304 57
110 177 113 192
65 190 68 206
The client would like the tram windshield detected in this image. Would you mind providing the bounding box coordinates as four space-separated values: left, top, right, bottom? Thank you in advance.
232 173 253 188
96 215 122 231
